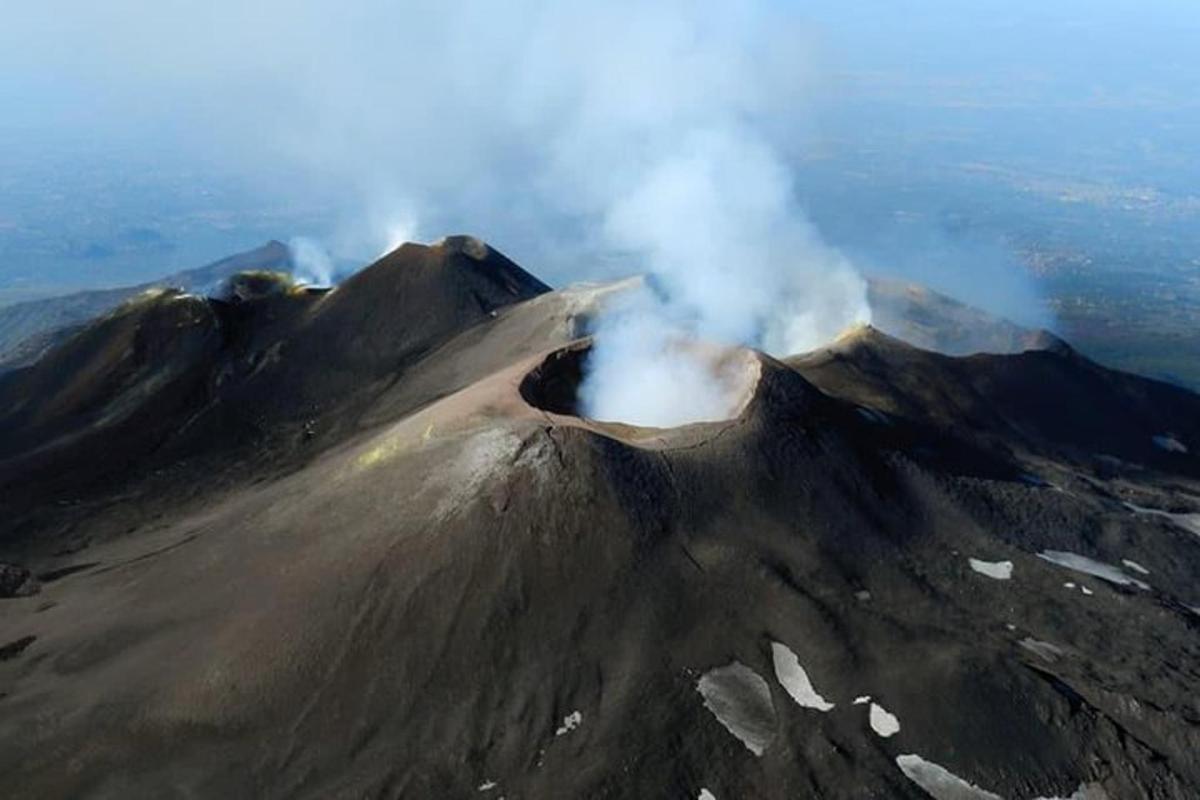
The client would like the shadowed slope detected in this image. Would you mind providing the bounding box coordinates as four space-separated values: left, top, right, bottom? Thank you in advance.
0 238 550 545
789 325 1200 475
0 241 293 372
866 277 1054 357
1 245 1199 799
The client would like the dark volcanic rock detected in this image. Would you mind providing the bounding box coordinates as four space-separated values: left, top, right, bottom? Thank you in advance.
0 241 293 373
0 563 39 597
0 635 35 661
0 245 1198 799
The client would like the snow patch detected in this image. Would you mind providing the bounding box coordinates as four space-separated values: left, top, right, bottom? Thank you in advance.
696 661 777 756
1121 559 1150 575
1037 551 1150 591
853 695 871 705
895 754 1002 800
1020 638 1064 662
1153 434 1188 454
869 703 900 737
555 710 582 736
897 755 1107 800
968 558 1013 580
770 642 834 712
1124 502 1200 539
478 781 498 792
698 791 717 800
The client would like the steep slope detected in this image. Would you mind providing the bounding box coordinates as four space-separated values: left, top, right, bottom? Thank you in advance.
1 245 1199 799
866 277 1052 357
788 326 1200 477
0 241 293 373
0 289 222 475
0 237 550 551
1 254 1049 381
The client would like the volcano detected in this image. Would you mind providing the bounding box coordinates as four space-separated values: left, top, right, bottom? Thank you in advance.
0 241 296 375
1 237 1198 799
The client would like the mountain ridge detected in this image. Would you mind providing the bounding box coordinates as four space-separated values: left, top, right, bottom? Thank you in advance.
0 237 1198 799
0 240 293 373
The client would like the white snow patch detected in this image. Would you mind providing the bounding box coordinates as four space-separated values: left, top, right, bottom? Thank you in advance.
1153 434 1188 454
555 710 582 736
696 661 777 756
869 703 901 737
1121 559 1150 575
478 781 498 792
698 791 717 800
853 695 871 705
1124 501 1200 538
895 754 1002 800
770 642 834 712
1020 638 1064 662
897 755 1107 800
1037 551 1150 591
1064 582 1076 589
1080 585 1094 596
969 558 1013 580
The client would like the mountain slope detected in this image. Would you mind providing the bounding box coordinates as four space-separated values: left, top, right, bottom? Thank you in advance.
0 237 551 537
1 241 1198 799
866 276 1052 357
789 325 1200 477
0 240 293 373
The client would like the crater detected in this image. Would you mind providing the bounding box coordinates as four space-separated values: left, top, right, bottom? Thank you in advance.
436 235 490 261
519 341 761 428
519 343 590 416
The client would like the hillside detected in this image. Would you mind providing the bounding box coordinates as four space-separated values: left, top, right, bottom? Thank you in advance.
0 241 293 373
0 238 1198 799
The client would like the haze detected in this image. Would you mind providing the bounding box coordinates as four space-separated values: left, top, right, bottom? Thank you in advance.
2 1 1198 340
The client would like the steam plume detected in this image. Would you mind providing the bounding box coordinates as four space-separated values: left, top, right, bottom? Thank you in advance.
581 127 870 425
5 0 872 424
287 237 335 287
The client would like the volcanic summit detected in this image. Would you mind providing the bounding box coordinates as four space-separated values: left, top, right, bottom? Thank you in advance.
1 239 1199 799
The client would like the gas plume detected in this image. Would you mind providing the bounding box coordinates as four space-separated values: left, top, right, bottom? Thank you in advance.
5 0 873 424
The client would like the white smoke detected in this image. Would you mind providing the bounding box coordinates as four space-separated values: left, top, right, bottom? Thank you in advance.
578 126 870 425
373 213 420 259
328 195 422 261
566 49 871 425
286 237 335 287
6 0 872 425
578 289 755 428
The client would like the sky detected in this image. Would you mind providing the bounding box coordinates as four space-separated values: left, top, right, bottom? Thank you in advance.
0 0 1198 305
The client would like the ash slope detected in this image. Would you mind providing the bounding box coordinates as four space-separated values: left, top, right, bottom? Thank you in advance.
866 276 1054 357
0 240 294 374
1 239 1199 800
